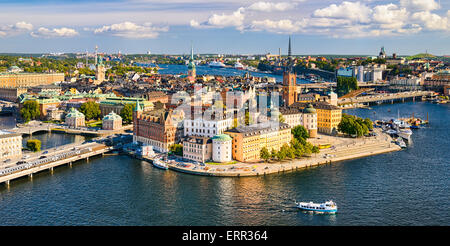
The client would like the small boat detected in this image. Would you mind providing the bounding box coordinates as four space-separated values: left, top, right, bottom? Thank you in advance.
208 60 226 68
395 138 407 148
152 158 168 170
397 128 412 140
234 61 245 70
385 129 397 135
295 200 337 214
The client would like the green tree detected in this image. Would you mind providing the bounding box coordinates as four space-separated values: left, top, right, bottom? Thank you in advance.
120 103 135 124
337 76 358 97
26 139 41 152
260 147 271 162
79 101 101 120
169 144 183 156
270 149 277 160
20 100 40 123
292 125 309 140
312 146 320 156
338 114 372 137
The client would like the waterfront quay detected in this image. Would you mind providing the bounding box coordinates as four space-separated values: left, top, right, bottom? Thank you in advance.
0 141 112 186
147 128 400 177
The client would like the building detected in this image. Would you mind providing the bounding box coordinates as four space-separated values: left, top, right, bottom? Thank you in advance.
102 111 123 130
133 102 176 153
99 97 153 117
0 73 64 89
212 134 232 163
183 112 233 139
225 122 291 162
378 46 386 59
282 36 297 107
279 104 317 138
95 55 106 85
29 84 62 94
0 131 22 162
182 136 212 163
65 107 85 128
291 102 341 135
0 88 27 102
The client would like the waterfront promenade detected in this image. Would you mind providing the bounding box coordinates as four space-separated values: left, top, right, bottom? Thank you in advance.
165 128 401 177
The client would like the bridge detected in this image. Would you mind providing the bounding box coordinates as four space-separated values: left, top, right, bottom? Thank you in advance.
9 123 133 136
338 91 434 106
0 142 112 186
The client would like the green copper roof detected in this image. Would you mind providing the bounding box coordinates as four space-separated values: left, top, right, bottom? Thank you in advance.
212 134 232 142
303 104 316 114
103 111 122 121
66 107 84 118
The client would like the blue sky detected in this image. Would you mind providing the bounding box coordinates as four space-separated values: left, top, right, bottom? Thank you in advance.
0 0 449 55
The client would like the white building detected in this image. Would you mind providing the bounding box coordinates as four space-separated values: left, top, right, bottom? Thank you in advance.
212 134 232 163
0 131 22 163
389 76 421 86
184 115 233 138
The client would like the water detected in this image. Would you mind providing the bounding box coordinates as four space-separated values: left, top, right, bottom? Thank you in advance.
22 132 86 150
157 64 311 84
0 102 449 225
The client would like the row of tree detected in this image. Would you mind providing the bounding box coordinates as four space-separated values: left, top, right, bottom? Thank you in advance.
336 76 359 97
260 138 319 162
337 114 373 137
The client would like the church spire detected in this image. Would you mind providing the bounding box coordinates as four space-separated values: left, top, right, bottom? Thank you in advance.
288 36 292 60
190 42 194 60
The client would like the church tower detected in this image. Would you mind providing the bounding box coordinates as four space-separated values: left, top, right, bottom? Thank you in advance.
282 36 297 107
95 54 106 85
187 43 196 82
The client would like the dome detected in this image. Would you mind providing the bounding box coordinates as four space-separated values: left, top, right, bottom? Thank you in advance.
66 107 84 118
303 104 316 114
103 111 122 121
212 134 232 142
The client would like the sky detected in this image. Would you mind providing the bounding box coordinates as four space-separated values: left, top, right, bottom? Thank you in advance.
0 0 449 55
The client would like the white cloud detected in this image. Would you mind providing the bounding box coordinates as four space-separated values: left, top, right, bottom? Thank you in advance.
250 19 306 33
247 2 295 12
412 11 449 31
372 4 409 30
31 27 79 38
399 0 440 12
191 7 245 30
313 1 373 23
0 21 33 37
93 21 168 38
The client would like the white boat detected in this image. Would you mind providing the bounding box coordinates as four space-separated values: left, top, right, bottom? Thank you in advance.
397 129 412 140
385 129 397 135
234 61 245 70
295 200 337 214
395 138 407 148
152 158 168 170
208 60 226 68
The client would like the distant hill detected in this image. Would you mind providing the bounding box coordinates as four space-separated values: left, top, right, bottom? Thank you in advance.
406 53 436 60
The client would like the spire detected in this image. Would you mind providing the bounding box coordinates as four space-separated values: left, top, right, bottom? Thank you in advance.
190 42 194 60
288 36 292 59
134 100 142 112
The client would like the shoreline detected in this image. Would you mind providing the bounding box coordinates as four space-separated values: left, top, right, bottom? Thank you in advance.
155 129 402 177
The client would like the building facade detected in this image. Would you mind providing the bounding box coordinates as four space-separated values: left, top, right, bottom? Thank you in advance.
225 122 291 163
65 107 85 128
183 115 233 139
133 102 176 153
102 111 123 130
182 136 212 163
0 131 22 162
212 134 232 163
0 73 64 88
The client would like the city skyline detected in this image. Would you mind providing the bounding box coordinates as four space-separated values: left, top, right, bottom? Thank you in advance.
0 0 449 55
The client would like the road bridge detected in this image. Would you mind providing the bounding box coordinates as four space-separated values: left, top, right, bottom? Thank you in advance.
0 142 112 186
338 91 433 106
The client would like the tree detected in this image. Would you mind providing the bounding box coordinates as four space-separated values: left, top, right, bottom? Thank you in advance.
270 149 277 160
338 114 372 137
26 139 41 152
20 100 40 123
337 76 358 97
260 147 271 162
79 101 101 120
169 144 183 156
292 125 309 141
120 103 135 124
312 146 320 156
279 113 285 123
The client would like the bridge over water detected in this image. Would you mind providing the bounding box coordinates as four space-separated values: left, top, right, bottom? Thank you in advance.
338 91 433 106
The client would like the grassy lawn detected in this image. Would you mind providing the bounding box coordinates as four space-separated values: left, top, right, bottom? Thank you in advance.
206 161 238 165
86 121 102 128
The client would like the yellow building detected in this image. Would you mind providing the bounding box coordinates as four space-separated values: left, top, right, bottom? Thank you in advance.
0 73 64 88
225 122 291 163
291 102 342 135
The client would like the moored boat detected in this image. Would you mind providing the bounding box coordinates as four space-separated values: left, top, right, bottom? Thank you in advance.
152 158 168 170
295 200 337 214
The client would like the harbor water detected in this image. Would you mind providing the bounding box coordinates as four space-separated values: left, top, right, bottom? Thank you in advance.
0 102 449 225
